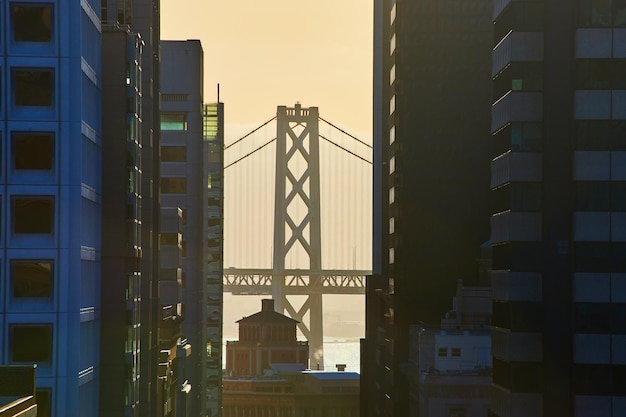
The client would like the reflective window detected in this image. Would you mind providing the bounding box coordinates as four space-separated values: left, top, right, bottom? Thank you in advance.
160 113 187 131
579 0 626 27
12 260 53 297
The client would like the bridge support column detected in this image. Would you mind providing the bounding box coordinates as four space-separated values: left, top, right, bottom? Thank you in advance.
273 104 324 369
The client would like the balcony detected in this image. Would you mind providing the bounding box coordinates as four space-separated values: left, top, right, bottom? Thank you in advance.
492 92 543 133
493 32 544 76
491 211 541 243
491 151 542 188
492 327 542 362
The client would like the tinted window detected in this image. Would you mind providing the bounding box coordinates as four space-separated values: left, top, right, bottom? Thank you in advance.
13 196 54 234
12 260 53 297
13 68 54 106
13 132 54 169
12 4 53 42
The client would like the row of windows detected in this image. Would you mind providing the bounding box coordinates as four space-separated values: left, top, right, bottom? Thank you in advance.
577 59 626 90
579 0 626 28
576 181 626 211
495 0 626 47
495 120 626 155
493 242 626 272
576 303 626 333
573 364 626 395
495 181 626 212
576 121 626 151
437 347 462 357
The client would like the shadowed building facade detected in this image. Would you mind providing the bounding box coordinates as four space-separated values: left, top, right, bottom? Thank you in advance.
100 1 161 415
366 0 493 416
490 1 626 415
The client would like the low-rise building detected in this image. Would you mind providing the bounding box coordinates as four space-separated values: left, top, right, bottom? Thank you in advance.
224 299 359 416
408 281 492 417
0 366 37 417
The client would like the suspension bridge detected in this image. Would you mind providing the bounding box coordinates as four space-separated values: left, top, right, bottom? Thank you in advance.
223 104 372 368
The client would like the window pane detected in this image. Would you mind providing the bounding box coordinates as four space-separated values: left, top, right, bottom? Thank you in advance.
36 389 51 417
160 178 187 194
575 121 611 150
160 113 187 130
616 0 626 26
13 69 54 106
575 182 610 210
12 260 53 297
13 196 54 234
12 4 53 42
13 132 54 169
577 59 611 89
161 146 187 162
11 325 52 362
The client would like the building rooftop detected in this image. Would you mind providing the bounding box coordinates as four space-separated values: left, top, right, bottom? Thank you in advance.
236 299 299 325
302 371 360 381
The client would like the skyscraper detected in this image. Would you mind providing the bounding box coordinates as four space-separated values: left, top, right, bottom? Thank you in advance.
366 0 493 415
0 1 102 416
490 1 626 415
160 40 224 417
100 1 161 415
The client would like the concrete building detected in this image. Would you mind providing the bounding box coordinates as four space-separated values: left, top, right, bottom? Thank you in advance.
224 299 359 417
223 369 360 417
226 299 308 377
365 0 493 416
408 282 492 417
0 1 102 416
490 1 626 415
160 40 224 417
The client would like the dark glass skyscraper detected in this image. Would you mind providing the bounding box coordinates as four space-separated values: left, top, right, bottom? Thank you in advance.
490 1 626 415
366 0 493 415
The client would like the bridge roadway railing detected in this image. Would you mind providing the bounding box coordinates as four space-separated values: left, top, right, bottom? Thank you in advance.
223 268 369 295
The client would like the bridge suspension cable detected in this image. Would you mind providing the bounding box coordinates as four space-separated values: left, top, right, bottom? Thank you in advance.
319 116 372 149
319 133 372 165
224 137 276 170
224 115 276 150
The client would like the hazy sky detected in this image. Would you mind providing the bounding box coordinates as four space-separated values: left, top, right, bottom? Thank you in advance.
160 1 372 335
160 0 373 140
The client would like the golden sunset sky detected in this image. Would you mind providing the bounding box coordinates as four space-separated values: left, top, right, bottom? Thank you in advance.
160 0 373 141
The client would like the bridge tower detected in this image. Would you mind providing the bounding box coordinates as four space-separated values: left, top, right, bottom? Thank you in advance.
273 104 324 368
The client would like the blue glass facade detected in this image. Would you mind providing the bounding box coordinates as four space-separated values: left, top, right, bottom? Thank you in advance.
0 1 102 416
